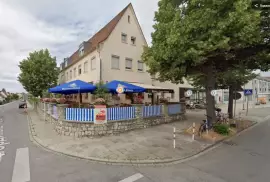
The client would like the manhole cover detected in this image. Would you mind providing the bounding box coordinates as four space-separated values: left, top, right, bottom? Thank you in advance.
223 141 237 146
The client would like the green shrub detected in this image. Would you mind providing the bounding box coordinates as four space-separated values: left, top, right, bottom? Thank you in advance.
213 124 230 135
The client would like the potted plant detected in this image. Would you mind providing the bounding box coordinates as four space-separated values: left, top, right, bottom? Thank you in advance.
94 98 106 105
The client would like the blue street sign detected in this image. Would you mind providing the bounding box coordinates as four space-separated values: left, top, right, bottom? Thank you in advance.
244 89 253 96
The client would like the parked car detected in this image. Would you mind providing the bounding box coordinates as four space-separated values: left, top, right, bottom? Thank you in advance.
19 102 27 109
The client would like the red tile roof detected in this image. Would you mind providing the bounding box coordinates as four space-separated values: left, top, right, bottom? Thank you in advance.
63 3 131 71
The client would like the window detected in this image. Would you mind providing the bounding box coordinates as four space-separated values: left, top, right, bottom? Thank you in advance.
66 72 68 80
137 61 143 71
79 43 84 56
131 36 136 45
78 65 82 75
171 93 175 99
91 57 96 70
74 68 76 77
125 58 132 70
85 93 88 99
111 55 120 69
121 33 127 43
84 61 88 73
128 15 130 23
70 70 72 79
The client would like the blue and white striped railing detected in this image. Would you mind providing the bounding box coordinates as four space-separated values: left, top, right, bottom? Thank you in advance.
65 108 94 122
168 104 181 115
107 107 136 121
142 105 162 117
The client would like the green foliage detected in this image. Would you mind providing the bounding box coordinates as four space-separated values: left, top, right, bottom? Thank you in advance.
4 93 19 102
18 49 59 97
213 124 230 135
142 0 270 122
143 0 269 82
188 68 258 90
93 81 109 100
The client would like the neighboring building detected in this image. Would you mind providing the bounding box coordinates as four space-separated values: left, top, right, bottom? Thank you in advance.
244 76 270 103
58 3 193 103
0 91 7 99
213 76 270 105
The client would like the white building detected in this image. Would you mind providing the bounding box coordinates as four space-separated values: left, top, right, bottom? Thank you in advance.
58 3 192 104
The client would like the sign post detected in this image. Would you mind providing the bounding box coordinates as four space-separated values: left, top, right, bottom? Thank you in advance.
244 89 253 116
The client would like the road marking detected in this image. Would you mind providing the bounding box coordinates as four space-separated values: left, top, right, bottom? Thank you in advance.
12 148 30 182
118 173 144 182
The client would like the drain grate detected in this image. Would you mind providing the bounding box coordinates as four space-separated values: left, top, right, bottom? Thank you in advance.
223 141 237 146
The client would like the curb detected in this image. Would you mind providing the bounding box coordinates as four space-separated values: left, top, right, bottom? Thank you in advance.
26 111 267 166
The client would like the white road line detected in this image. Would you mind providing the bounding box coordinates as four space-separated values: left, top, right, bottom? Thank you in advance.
12 148 30 182
118 173 144 182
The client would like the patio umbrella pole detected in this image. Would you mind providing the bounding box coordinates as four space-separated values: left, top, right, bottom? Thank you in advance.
50 94 52 122
79 90 81 108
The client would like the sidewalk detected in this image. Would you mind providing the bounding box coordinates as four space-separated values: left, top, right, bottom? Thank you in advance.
26 103 269 166
28 109 212 165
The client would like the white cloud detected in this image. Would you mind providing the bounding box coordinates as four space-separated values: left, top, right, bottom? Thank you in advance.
0 0 158 93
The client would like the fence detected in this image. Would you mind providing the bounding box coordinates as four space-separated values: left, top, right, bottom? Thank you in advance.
168 104 182 115
142 105 162 118
107 107 136 121
42 103 184 122
52 105 58 119
65 108 94 122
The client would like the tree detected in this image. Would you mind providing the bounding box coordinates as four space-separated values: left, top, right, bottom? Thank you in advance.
93 81 109 101
142 0 270 124
18 49 59 97
189 68 257 118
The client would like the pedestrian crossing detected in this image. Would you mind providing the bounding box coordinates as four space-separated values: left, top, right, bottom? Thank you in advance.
118 173 144 182
11 147 30 182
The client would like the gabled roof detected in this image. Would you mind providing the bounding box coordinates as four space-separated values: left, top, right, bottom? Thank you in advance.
0 91 7 98
63 3 131 71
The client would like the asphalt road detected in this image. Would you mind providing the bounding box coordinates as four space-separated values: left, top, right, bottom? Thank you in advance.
0 102 269 182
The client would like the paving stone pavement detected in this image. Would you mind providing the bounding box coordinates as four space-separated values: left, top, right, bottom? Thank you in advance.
27 107 212 165
27 101 268 165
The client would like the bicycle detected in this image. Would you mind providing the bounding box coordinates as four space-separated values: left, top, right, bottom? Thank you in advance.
198 114 213 136
216 108 229 124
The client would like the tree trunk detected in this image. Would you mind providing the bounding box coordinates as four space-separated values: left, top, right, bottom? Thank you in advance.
228 85 234 119
205 65 216 125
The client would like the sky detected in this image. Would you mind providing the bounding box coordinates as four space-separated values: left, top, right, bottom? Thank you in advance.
0 0 269 93
0 0 159 92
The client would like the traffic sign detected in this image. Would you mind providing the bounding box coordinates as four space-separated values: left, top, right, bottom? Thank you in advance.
210 90 217 96
244 89 253 96
185 90 193 97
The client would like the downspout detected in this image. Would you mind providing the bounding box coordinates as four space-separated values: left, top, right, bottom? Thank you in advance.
97 44 102 82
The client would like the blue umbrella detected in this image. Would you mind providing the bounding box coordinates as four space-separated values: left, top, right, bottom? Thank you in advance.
104 80 146 93
48 80 96 94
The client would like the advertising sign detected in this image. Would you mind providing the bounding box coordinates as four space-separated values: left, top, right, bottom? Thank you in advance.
94 105 107 124
116 86 124 94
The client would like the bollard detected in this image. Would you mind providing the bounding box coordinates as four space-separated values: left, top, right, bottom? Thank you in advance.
206 120 209 135
192 122 195 141
173 127 176 149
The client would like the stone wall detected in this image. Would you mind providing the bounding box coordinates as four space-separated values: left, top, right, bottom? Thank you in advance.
36 103 186 138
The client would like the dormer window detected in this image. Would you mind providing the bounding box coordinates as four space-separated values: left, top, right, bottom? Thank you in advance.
79 42 85 56
128 15 130 23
